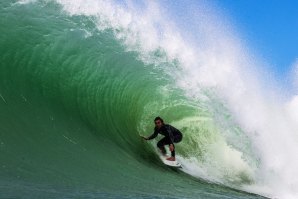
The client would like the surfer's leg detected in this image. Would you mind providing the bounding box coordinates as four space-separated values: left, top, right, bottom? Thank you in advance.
157 138 167 155
166 146 176 161
169 134 182 158
171 148 175 157
167 135 181 160
158 138 175 161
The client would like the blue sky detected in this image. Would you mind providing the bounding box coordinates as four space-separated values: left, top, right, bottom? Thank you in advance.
214 0 298 77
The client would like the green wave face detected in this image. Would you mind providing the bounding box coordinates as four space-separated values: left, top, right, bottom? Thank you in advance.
0 1 265 198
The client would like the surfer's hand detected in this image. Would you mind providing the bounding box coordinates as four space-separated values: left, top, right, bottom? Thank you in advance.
169 144 174 151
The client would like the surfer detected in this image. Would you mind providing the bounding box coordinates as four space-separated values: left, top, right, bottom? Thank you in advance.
141 117 183 161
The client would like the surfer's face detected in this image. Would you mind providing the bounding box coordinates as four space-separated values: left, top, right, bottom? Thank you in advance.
154 120 163 129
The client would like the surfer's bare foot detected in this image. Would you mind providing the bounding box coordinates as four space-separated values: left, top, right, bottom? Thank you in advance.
166 157 175 161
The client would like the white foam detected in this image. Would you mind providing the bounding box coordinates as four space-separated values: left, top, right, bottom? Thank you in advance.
16 0 37 4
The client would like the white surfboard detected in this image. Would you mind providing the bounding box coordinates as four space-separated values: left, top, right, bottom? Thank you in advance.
159 155 182 168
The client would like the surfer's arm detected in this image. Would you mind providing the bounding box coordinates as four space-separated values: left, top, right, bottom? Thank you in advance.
146 130 158 140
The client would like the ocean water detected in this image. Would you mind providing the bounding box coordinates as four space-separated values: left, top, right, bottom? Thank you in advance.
0 1 297 198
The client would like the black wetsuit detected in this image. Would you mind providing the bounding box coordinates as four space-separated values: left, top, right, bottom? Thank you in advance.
147 124 183 157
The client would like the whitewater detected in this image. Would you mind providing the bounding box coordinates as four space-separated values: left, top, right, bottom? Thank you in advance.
0 0 297 198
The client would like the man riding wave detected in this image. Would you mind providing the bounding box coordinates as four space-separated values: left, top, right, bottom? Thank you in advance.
141 117 183 161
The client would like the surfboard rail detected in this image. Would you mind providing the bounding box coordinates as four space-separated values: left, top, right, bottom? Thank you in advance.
159 155 182 168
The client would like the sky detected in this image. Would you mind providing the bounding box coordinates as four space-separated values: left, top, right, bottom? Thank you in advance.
214 0 298 79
